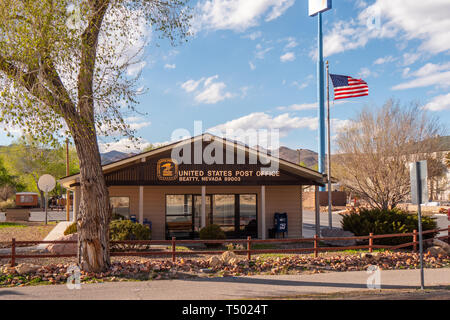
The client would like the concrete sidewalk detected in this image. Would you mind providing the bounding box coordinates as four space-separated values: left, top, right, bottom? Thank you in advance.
0 268 448 300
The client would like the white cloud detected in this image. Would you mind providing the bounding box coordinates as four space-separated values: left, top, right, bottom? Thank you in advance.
277 103 316 111
319 1 450 58
402 52 421 66
126 61 147 77
243 31 262 40
249 61 256 70
164 64 176 69
291 81 308 90
392 62 450 90
255 44 274 59
358 67 377 79
209 112 351 144
193 0 295 33
284 37 298 50
210 112 318 138
276 100 351 111
373 55 395 65
181 75 234 104
181 78 204 93
423 93 450 111
280 52 295 63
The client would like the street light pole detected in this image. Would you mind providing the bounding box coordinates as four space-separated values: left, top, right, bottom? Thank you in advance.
317 11 326 192
326 61 332 228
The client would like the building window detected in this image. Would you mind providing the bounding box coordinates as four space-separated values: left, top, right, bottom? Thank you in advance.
20 195 34 203
166 195 193 239
212 195 235 233
239 194 257 237
110 197 130 219
165 194 257 239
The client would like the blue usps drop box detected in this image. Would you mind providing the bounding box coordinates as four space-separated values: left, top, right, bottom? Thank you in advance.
274 212 288 234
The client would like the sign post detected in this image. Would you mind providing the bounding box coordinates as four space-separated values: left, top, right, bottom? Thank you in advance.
309 0 332 192
410 160 428 290
38 174 56 225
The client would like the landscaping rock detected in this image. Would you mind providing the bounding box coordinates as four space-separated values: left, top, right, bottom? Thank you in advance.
433 239 450 255
360 253 373 260
207 256 222 267
15 263 40 275
427 246 447 256
46 233 78 255
221 251 237 263
199 268 214 274
321 228 357 246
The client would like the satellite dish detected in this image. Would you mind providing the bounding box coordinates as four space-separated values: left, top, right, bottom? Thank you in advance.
38 174 56 193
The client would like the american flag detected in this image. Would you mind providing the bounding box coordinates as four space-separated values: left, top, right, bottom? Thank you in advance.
329 74 369 100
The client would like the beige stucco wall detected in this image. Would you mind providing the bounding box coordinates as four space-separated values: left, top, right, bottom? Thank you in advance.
108 185 303 240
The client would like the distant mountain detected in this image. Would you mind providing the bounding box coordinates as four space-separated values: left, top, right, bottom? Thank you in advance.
278 147 318 168
101 150 136 165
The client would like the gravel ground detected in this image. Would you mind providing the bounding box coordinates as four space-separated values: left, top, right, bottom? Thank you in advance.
0 222 56 248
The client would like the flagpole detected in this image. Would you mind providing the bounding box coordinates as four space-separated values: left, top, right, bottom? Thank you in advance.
326 61 332 229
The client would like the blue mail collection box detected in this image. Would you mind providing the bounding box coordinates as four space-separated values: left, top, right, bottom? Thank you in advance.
274 212 287 234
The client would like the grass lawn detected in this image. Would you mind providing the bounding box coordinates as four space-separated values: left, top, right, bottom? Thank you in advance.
0 222 27 229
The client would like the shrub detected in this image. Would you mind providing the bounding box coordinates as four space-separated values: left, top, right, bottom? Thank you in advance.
64 222 77 235
111 213 126 221
199 224 226 240
64 219 151 241
340 208 437 245
109 220 151 241
0 199 16 211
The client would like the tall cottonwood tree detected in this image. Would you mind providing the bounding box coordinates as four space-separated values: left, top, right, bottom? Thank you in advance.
0 0 190 272
334 100 446 210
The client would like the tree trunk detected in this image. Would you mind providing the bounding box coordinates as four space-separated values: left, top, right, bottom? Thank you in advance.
72 129 111 273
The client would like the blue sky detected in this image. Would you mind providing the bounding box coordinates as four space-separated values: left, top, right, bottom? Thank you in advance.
1 0 449 153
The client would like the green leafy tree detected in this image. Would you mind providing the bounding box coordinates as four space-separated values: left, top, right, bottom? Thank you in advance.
0 157 23 201
1 136 79 207
0 0 191 272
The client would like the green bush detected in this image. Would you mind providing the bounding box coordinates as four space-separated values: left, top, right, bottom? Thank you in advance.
340 208 437 245
109 220 151 241
64 222 77 235
199 224 226 240
111 213 126 221
64 220 151 241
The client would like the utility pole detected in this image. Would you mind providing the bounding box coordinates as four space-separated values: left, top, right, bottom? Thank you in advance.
66 138 70 221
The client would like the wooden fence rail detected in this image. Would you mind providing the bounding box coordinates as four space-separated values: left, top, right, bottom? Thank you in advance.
0 227 448 267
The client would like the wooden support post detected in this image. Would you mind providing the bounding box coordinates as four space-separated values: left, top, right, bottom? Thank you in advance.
314 186 320 237
247 236 251 260
369 233 373 253
447 226 450 244
314 234 318 258
11 238 16 267
413 229 417 252
172 237 176 263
